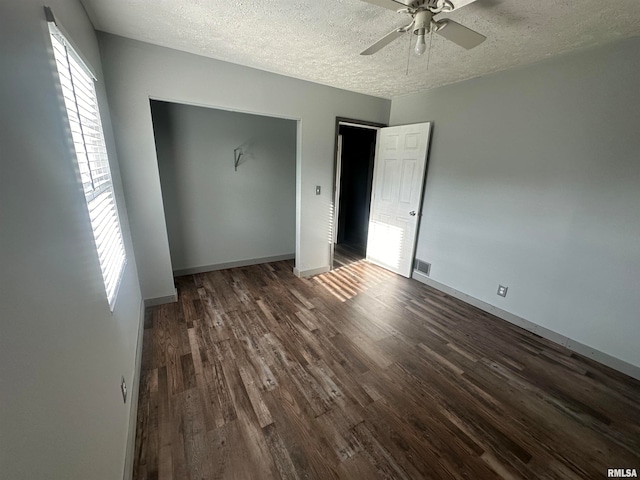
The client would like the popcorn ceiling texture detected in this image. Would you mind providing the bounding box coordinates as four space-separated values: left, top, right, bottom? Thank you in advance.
82 0 640 98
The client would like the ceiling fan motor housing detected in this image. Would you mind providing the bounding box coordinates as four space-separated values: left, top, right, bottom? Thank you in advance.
413 10 433 34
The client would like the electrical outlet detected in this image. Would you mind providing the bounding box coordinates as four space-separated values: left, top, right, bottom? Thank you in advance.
120 376 127 403
497 285 508 297
315 186 321 195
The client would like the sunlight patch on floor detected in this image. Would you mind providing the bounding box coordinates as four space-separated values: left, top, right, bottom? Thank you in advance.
314 259 395 302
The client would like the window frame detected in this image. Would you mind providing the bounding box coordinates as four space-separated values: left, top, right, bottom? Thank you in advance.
47 12 127 311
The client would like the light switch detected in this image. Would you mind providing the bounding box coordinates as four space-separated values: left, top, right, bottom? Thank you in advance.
315 186 321 195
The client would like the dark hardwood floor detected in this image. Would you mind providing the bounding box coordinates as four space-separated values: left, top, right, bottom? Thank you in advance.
333 243 365 270
133 259 640 479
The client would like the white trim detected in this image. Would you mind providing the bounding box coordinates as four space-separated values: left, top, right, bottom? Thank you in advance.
173 254 295 277
45 7 97 80
412 271 640 381
144 289 178 308
122 300 145 480
338 121 382 131
148 95 301 122
293 265 330 278
332 134 343 246
108 258 127 313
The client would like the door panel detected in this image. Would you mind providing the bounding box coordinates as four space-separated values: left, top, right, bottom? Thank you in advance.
399 160 416 203
381 160 396 201
366 123 432 277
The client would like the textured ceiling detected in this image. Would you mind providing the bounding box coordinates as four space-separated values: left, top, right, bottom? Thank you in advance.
81 0 640 98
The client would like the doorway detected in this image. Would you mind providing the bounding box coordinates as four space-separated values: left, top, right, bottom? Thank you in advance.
331 119 383 270
150 99 297 276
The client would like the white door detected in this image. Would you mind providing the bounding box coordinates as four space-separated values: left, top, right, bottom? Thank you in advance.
366 123 432 277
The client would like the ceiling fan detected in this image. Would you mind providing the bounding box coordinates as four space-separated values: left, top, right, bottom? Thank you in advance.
360 0 486 56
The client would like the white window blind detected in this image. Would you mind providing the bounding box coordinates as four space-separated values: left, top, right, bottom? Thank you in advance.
49 22 126 310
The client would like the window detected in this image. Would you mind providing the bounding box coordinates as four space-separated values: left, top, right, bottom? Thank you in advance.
48 19 126 310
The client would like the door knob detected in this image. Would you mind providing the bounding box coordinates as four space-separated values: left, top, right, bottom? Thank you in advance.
409 211 416 216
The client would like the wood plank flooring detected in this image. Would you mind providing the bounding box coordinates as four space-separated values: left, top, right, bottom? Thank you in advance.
333 243 365 270
133 259 640 479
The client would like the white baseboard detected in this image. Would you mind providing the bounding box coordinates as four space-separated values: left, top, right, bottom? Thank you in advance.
123 300 145 480
143 288 178 308
412 271 640 381
173 254 295 277
293 265 330 278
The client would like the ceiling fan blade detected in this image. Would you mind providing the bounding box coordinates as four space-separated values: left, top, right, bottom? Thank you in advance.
446 0 479 11
434 19 486 49
360 27 407 55
360 0 406 11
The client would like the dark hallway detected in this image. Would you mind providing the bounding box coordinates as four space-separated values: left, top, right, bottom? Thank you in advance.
334 125 377 267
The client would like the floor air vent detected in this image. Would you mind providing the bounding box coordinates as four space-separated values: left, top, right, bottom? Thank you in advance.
414 259 431 276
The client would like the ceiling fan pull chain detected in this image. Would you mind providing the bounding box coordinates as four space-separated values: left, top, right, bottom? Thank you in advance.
426 28 434 71
406 32 412 76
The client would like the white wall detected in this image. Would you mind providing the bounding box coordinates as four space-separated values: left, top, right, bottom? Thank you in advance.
97 33 391 300
390 37 640 369
151 101 296 272
0 1 143 479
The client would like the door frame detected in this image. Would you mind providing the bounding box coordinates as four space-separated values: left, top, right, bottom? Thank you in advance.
330 117 386 270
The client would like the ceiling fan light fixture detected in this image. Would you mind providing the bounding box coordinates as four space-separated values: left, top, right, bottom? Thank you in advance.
415 29 427 55
359 0 485 56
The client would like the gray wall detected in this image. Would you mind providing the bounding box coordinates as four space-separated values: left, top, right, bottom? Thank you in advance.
0 1 143 479
98 33 391 300
390 37 640 369
151 101 296 272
